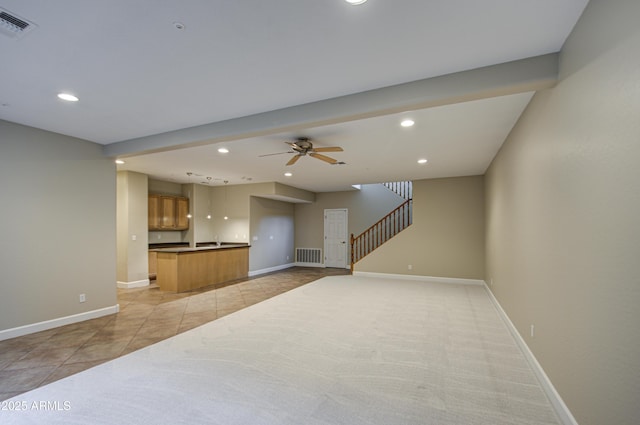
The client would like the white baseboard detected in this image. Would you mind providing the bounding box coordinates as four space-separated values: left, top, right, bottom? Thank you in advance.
353 271 485 286
0 304 120 342
294 262 325 268
483 282 578 425
117 279 150 289
249 263 295 277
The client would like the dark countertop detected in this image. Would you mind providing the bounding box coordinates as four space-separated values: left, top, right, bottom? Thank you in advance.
150 243 250 253
148 242 189 249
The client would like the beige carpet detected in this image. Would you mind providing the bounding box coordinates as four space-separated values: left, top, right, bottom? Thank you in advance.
0 275 560 424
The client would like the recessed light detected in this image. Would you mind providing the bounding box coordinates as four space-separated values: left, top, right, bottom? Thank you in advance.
218 147 229 154
115 159 125 165
401 119 415 127
418 158 428 164
57 93 79 102
345 0 367 4
284 172 292 177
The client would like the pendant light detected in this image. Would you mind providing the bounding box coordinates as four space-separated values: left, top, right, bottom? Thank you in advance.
186 172 193 219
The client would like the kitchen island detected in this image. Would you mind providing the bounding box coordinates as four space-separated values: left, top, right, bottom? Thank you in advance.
151 244 249 293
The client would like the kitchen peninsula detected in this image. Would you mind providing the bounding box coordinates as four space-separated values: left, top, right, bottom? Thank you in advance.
151 244 249 293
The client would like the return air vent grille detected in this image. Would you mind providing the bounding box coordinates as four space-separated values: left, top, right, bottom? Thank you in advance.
0 9 36 39
295 248 322 266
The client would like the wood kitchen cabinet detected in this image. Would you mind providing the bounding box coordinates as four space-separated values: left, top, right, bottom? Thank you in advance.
160 196 176 229
148 195 161 230
148 194 189 230
148 250 157 280
155 245 249 292
175 197 189 230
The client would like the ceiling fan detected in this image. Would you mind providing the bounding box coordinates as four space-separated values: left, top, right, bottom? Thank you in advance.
260 137 344 166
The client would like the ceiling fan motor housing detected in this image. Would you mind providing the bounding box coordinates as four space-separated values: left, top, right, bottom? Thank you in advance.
294 138 313 152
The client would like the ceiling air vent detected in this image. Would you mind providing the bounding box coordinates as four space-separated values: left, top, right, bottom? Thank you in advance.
0 8 36 39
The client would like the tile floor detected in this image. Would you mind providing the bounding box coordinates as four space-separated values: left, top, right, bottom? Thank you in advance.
0 267 349 401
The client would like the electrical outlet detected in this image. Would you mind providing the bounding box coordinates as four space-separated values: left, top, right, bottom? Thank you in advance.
79 294 86 303
530 324 535 338
408 264 413 270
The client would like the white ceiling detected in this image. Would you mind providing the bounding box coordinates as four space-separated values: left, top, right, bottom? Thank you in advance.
0 0 589 193
120 93 535 193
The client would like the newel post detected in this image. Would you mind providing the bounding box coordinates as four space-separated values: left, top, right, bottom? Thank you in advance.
350 233 355 273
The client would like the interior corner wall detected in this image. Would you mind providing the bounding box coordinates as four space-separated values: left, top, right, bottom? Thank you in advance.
0 120 117 333
208 183 273 244
484 1 640 424
249 197 294 272
354 176 485 279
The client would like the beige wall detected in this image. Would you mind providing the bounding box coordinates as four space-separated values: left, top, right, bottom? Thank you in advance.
207 183 266 244
148 179 183 196
0 120 117 333
485 1 640 424
249 197 295 272
356 176 485 279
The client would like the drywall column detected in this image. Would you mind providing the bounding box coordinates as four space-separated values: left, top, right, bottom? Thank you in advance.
116 171 149 288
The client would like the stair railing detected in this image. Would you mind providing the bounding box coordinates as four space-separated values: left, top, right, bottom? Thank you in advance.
350 199 412 272
382 181 412 201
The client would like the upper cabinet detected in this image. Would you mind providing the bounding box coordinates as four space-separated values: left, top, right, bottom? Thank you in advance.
149 194 189 231
175 197 189 230
148 195 161 230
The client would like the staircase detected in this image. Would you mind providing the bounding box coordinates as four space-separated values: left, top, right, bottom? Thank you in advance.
350 181 413 271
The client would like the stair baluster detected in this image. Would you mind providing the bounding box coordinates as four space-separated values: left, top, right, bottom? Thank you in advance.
350 198 412 272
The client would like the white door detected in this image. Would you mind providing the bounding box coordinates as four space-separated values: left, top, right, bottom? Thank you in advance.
324 209 348 268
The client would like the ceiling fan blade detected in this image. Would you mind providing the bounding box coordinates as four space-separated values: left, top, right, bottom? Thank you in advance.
258 151 294 157
312 146 343 153
309 153 338 164
286 154 302 166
